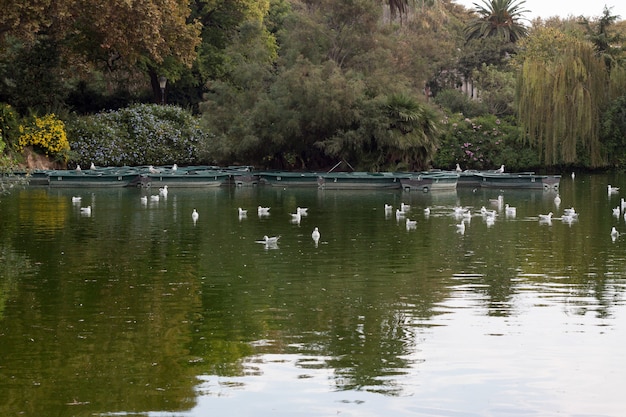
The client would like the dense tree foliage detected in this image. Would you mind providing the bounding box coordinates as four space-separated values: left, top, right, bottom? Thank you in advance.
464 0 529 42
2 0 626 170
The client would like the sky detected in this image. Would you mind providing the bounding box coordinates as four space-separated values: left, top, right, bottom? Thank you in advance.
454 0 626 21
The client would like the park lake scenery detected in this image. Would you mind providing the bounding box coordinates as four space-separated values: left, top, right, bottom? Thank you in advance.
2 0 626 416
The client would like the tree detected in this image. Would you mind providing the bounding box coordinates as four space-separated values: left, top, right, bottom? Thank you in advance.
465 0 529 43
516 28 608 166
578 6 624 71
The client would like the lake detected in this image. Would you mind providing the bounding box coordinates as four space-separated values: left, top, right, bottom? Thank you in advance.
1 173 625 417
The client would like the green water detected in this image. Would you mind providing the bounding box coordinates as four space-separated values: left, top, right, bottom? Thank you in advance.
1 174 625 416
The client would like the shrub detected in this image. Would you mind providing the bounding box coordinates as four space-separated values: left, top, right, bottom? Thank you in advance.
0 103 20 149
16 114 70 161
434 113 540 171
67 104 213 166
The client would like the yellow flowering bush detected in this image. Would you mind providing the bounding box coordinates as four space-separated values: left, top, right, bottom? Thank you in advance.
17 114 70 159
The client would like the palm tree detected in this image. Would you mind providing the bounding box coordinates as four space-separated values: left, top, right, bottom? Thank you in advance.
464 0 529 43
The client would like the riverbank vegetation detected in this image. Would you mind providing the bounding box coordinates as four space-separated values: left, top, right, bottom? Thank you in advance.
1 0 626 172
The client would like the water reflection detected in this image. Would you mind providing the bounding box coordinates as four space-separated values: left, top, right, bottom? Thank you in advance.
1 174 626 416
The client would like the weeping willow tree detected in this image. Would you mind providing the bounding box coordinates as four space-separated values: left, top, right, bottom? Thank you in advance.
517 31 609 167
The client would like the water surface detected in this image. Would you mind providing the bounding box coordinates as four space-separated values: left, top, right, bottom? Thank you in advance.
1 173 625 416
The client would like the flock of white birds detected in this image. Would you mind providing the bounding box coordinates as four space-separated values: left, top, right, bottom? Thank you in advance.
69 177 622 245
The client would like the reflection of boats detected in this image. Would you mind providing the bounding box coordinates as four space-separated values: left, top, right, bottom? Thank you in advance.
458 171 560 191
258 171 321 187
317 172 402 190
399 171 459 192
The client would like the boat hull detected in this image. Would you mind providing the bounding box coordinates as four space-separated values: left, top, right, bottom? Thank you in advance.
139 171 230 188
399 172 459 192
475 172 560 190
258 172 321 187
47 168 140 187
317 172 402 190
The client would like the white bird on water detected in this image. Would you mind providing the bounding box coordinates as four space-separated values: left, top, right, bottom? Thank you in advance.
140 195 148 205
538 212 553 222
384 204 393 212
71 196 82 204
613 206 621 217
554 194 561 207
192 208 199 223
80 206 91 216
290 210 301 224
505 204 516 218
406 218 417 229
611 227 619 239
456 221 466 234
259 235 280 244
238 207 248 216
150 194 160 202
401 202 411 212
159 185 168 197
312 227 320 243
608 185 620 195
395 209 406 219
258 206 271 216
297 207 308 216
424 207 431 217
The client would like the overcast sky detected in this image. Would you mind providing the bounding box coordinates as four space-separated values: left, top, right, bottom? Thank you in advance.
454 0 626 21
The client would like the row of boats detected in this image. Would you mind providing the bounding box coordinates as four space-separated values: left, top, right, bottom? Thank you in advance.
21 165 561 191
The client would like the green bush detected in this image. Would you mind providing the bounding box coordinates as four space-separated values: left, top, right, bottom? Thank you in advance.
0 104 20 149
434 113 540 171
67 104 213 166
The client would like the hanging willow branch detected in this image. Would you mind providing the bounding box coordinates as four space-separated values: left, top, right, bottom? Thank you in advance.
517 40 608 167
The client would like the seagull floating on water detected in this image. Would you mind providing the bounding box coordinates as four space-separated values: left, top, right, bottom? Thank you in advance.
258 206 271 216
140 195 148 205
260 235 280 244
290 211 302 224
424 207 431 217
192 208 199 222
71 196 82 203
150 195 160 202
406 218 417 229
400 203 411 212
80 206 91 216
159 185 168 197
384 204 393 211
554 194 561 207
395 209 406 219
311 227 320 242
238 207 248 216
611 227 619 239
456 221 466 234
613 206 621 217
608 185 620 195
538 212 553 221
505 204 516 218
297 207 308 216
